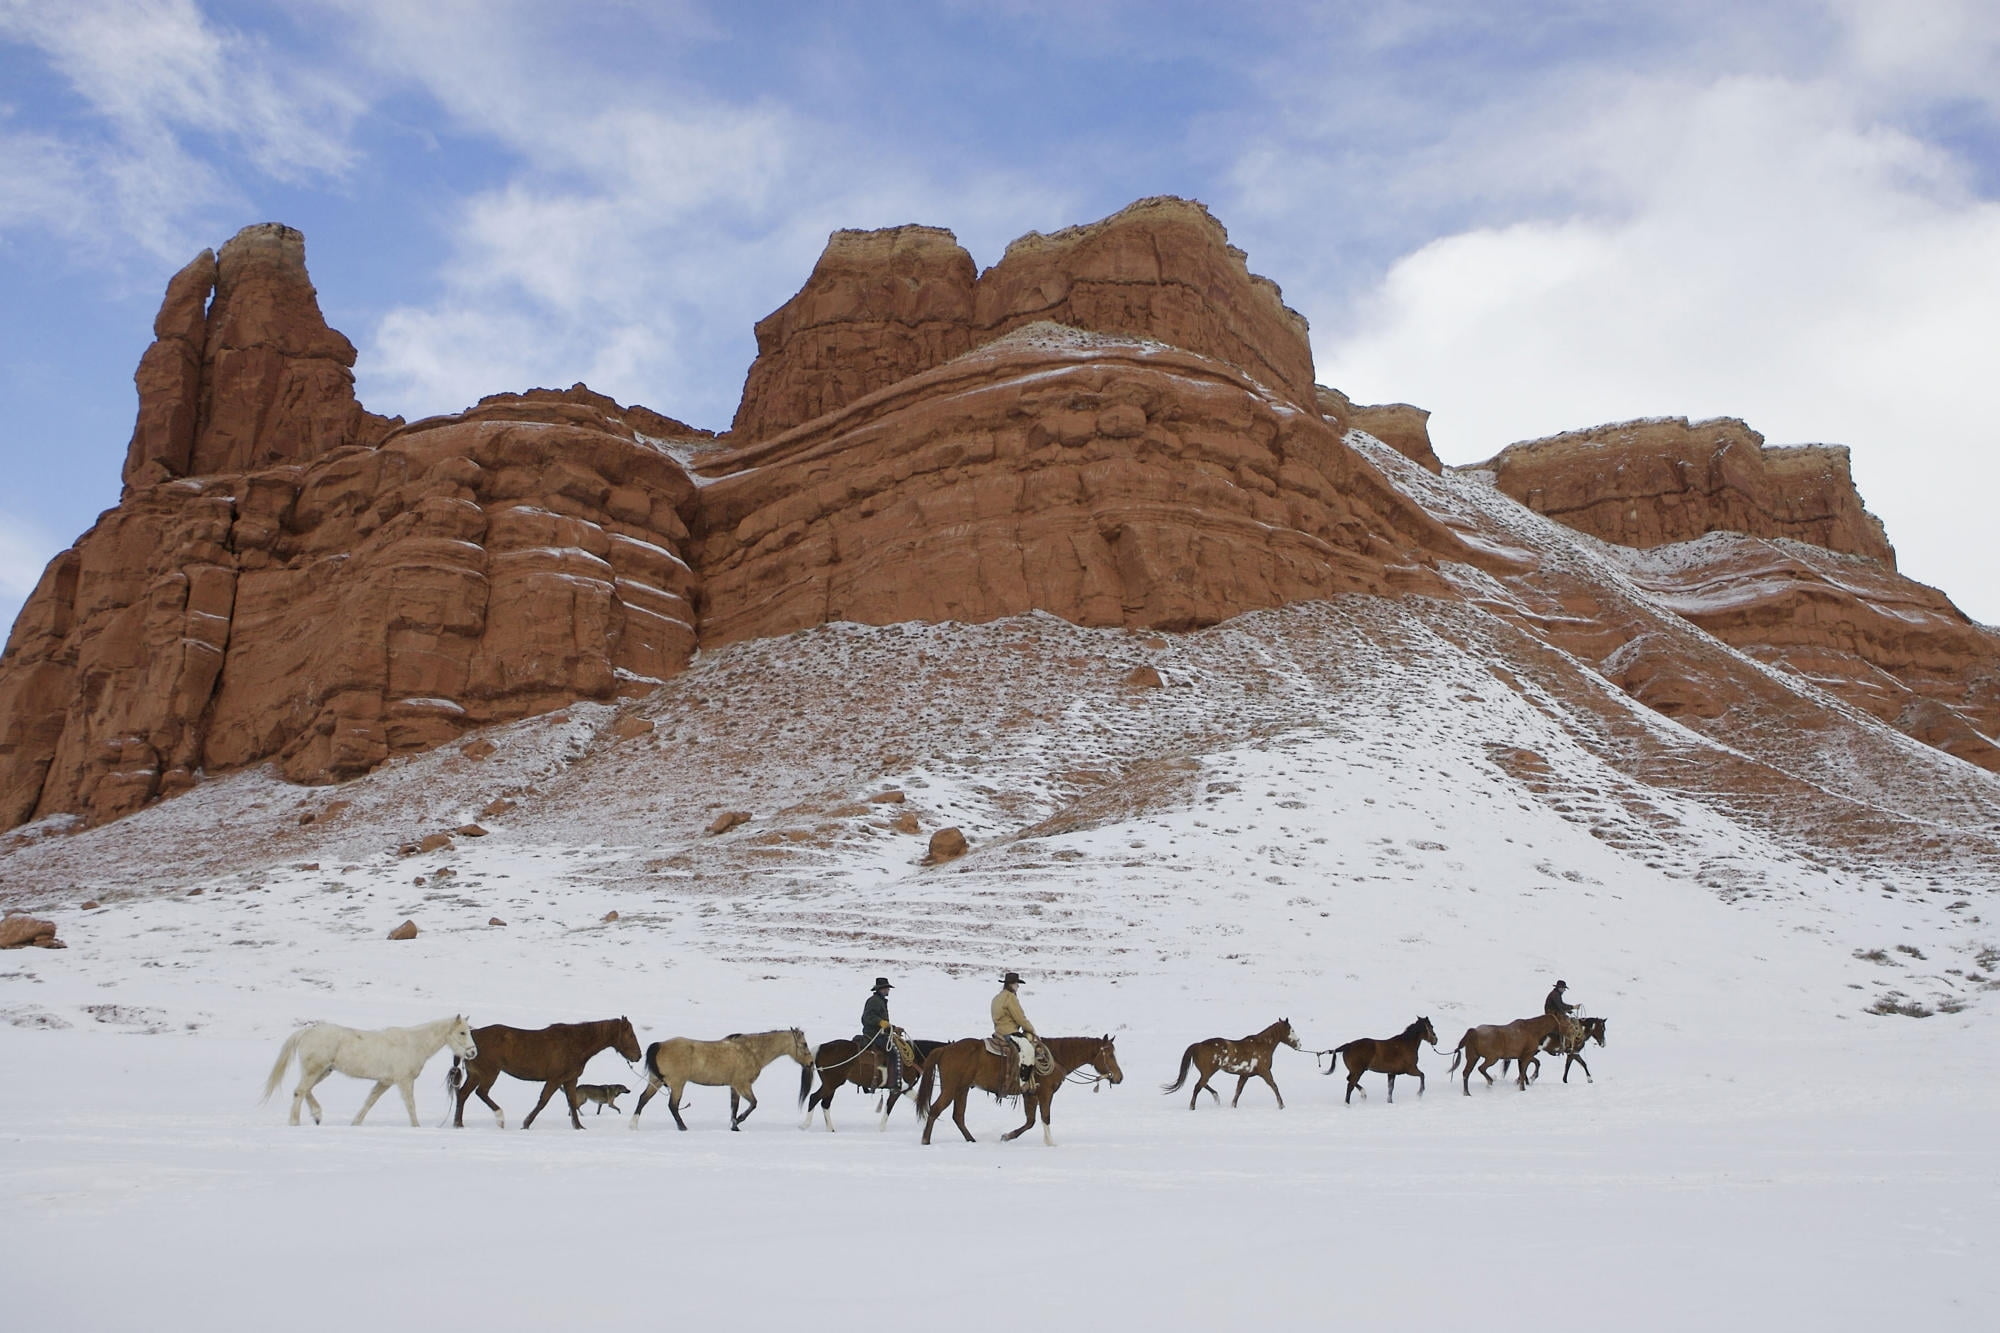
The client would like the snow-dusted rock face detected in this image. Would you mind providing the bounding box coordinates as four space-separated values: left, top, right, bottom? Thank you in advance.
5 200 2000 835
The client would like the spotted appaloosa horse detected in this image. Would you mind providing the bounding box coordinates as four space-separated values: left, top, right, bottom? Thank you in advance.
1323 1017 1439 1104
263 1015 477 1126
1161 1018 1303 1110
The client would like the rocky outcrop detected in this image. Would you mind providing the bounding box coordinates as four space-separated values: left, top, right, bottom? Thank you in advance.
1609 534 2000 771
1479 418 1895 565
1318 387 1441 473
693 324 1470 647
730 198 1318 442
4 371 702 828
123 223 399 489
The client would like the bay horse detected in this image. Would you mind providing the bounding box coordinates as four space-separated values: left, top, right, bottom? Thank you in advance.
1161 1018 1303 1109
632 1028 812 1131
916 1034 1123 1146
1542 1015 1607 1082
1447 1014 1560 1093
263 1015 476 1126
1323 1017 1438 1104
799 1036 945 1131
447 1017 641 1129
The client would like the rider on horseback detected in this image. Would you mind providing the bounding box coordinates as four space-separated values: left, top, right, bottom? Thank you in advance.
858 976 901 1091
992 971 1038 1092
1544 979 1585 1050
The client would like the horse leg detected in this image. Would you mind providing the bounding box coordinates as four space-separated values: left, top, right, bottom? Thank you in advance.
1344 1063 1362 1105
732 1085 759 1130
920 1079 944 1145
1387 1072 1396 1104
1414 1068 1425 1097
880 1084 897 1132
563 1080 583 1129
396 1079 420 1127
1231 1073 1251 1108
1262 1070 1285 1110
521 1079 562 1129
630 1077 661 1128
474 1076 506 1129
1477 1055 1497 1087
1001 1088 1039 1141
1190 1068 1213 1110
1567 1053 1592 1083
952 1086 975 1143
295 1061 332 1125
352 1079 392 1126
668 1081 689 1131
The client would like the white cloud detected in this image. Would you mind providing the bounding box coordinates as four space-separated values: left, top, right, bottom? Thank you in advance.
1236 8 2000 623
0 0 360 259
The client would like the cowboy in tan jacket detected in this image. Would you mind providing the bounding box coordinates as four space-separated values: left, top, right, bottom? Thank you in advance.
991 971 1037 1042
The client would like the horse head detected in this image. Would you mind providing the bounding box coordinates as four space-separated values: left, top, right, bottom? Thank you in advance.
1280 1018 1302 1050
788 1027 813 1066
1092 1035 1124 1085
1417 1017 1439 1047
1589 1017 1607 1047
614 1016 642 1063
450 1015 478 1062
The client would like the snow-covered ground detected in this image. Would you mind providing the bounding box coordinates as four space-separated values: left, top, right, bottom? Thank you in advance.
6 608 1999 1328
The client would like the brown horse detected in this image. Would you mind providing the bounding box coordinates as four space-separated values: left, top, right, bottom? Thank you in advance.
447 1017 642 1129
916 1034 1123 1146
1542 1016 1607 1083
631 1028 813 1131
1323 1017 1438 1104
798 1036 945 1132
1448 1014 1561 1094
1161 1018 1303 1109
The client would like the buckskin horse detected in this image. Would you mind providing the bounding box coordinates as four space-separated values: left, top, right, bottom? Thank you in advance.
1323 1017 1439 1104
1448 1014 1561 1094
447 1017 641 1129
799 1036 944 1132
916 1034 1123 1146
264 1015 476 1126
632 1028 813 1131
1161 1018 1303 1110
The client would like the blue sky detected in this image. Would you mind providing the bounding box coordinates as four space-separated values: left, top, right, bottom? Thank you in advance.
3 0 1997 629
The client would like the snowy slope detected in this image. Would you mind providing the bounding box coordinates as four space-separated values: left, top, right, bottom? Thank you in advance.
4 434 1999 1330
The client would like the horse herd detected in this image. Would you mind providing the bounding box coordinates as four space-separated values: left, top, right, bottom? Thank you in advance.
261 1004 1607 1146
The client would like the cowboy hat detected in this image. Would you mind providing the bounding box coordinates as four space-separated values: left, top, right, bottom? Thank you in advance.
872 977 894 990
1000 971 1024 987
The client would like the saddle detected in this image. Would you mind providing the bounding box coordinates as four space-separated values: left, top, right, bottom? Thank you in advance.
984 1034 1051 1095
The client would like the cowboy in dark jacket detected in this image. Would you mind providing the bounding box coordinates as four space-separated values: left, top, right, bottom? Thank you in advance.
858 977 901 1091
1545 980 1577 1016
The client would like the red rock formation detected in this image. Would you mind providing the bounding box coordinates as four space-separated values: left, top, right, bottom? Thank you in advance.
1472 416 1998 770
4 367 702 827
729 198 1318 443
1480 418 1895 564
693 324 1471 646
122 223 398 490
1318 387 1442 473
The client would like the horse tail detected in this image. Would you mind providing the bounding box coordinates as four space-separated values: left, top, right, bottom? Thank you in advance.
641 1041 661 1086
1161 1043 1197 1094
444 1054 463 1105
1447 1038 1465 1074
261 1026 309 1103
799 1050 816 1109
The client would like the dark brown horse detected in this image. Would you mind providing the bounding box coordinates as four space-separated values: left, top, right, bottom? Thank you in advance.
916 1035 1123 1146
1323 1016 1438 1104
1541 1016 1607 1082
1448 1014 1560 1094
798 1036 944 1131
1161 1018 1303 1109
447 1017 642 1129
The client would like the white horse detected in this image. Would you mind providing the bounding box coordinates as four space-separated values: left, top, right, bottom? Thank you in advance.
263 1015 477 1126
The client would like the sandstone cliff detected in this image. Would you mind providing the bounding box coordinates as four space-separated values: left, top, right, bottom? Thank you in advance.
5 202 1999 833
730 197 1319 442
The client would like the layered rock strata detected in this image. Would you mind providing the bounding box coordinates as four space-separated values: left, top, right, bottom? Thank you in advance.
1476 418 2000 770
696 324 1471 646
1482 417 1894 563
731 197 1318 442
